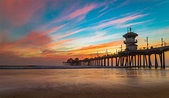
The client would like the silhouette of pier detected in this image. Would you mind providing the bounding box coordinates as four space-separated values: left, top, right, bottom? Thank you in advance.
64 27 169 69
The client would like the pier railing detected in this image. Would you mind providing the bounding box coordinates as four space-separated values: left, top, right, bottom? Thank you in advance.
138 43 169 50
83 42 169 57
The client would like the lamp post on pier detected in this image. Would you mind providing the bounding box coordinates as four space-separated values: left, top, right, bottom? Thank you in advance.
161 38 164 47
146 37 149 49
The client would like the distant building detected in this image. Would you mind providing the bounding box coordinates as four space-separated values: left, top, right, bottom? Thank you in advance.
67 58 74 66
123 27 138 51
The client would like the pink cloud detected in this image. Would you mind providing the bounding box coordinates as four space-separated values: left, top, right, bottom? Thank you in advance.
116 0 131 9
68 4 97 19
17 32 52 47
0 0 46 26
19 25 66 47
0 32 52 49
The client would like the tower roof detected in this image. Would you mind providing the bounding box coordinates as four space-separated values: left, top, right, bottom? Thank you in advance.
123 32 138 38
123 27 138 38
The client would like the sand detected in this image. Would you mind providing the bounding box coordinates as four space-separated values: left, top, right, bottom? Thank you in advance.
1 83 169 98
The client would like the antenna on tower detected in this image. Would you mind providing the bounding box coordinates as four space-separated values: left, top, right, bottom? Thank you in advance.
130 25 132 32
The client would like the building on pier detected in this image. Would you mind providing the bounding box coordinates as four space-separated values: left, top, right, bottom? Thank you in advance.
123 27 138 51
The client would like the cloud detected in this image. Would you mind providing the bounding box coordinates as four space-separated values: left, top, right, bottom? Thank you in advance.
17 32 52 47
115 21 147 28
65 31 123 49
0 0 46 26
50 29 123 51
42 25 66 35
3 24 65 48
57 3 97 22
40 49 58 55
51 28 85 40
94 14 146 29
43 39 74 49
0 30 75 58
69 40 123 55
0 32 52 52
65 31 107 47
68 4 97 19
116 0 131 9
0 22 73 58
78 40 122 51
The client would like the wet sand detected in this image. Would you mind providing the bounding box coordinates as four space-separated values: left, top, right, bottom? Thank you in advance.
0 68 169 98
1 83 169 98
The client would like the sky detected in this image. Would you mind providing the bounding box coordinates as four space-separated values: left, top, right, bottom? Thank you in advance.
0 0 169 65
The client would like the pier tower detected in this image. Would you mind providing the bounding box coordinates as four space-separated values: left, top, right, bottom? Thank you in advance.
123 27 138 51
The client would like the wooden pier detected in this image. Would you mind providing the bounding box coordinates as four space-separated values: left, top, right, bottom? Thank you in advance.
71 46 169 69
64 28 169 69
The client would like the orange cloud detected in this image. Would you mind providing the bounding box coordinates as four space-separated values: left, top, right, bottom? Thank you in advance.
69 40 122 56
43 39 74 48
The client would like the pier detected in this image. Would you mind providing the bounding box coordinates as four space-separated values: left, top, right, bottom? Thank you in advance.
64 28 169 69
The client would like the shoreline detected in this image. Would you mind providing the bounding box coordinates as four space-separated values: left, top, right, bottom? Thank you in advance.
0 65 130 69
0 65 168 69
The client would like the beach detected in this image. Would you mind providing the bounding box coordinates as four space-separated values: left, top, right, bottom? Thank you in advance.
0 68 169 98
